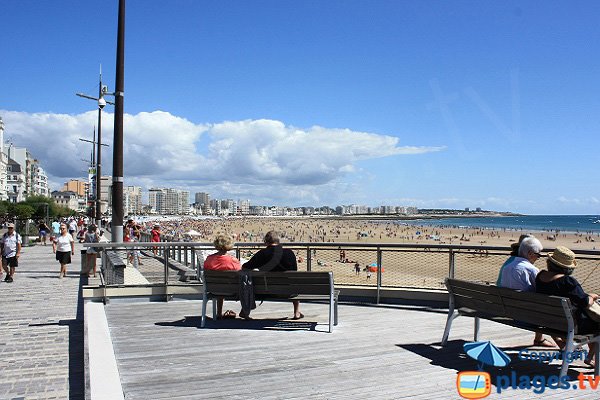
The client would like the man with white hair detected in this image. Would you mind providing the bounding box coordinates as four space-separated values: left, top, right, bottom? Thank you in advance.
498 236 553 347
498 236 543 291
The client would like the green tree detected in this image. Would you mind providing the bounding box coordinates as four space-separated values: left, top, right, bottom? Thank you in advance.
9 204 35 220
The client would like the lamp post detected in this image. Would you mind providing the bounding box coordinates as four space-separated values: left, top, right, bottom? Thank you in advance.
112 0 126 243
79 130 109 219
76 67 113 229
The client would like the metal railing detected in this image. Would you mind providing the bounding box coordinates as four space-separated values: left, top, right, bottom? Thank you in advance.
85 240 600 303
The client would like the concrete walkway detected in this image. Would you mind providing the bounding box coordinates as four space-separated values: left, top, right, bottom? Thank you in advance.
0 240 87 400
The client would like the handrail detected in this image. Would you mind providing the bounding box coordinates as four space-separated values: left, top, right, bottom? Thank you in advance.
85 241 600 305
84 241 600 255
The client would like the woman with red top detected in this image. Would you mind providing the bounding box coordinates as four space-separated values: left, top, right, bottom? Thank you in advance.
151 224 161 256
203 235 241 318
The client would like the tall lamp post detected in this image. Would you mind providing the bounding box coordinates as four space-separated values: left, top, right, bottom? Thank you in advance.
76 67 114 229
112 0 126 243
79 129 109 221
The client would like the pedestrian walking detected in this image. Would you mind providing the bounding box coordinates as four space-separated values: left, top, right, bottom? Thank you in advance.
84 225 99 277
53 223 75 278
1 223 21 283
38 220 50 246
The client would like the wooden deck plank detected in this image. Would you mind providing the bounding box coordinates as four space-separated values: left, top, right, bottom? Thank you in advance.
105 300 600 399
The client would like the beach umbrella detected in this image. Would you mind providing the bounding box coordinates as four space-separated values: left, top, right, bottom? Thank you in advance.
463 341 511 369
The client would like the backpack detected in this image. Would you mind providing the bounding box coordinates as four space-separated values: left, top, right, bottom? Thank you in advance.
2 232 21 242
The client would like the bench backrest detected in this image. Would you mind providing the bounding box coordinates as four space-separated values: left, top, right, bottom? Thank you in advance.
446 278 572 332
203 270 334 297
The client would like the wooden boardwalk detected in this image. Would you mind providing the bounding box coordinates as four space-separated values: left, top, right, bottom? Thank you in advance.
105 299 600 399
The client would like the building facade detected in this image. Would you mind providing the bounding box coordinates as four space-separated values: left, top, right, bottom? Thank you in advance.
6 158 26 203
51 190 80 211
124 186 142 215
149 188 190 215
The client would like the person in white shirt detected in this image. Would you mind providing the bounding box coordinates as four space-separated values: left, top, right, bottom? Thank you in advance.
498 236 555 347
1 223 22 283
52 223 75 278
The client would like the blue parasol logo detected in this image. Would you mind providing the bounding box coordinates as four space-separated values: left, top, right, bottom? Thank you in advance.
464 341 511 370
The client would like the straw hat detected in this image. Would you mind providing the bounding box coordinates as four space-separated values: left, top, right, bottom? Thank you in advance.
548 246 577 269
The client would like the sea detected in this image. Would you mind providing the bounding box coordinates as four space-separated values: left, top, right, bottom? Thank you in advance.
396 215 600 234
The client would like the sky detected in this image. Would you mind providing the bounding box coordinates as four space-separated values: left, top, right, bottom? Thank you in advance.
1 1 599 215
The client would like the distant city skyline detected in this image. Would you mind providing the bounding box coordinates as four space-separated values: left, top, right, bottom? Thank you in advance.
2 2 599 214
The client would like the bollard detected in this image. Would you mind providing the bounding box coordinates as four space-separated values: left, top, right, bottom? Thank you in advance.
80 249 89 274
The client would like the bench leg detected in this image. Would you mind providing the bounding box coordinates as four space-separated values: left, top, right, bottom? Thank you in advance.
334 297 338 326
591 337 600 377
201 296 207 328
441 311 458 346
212 299 217 321
560 330 576 379
474 317 480 342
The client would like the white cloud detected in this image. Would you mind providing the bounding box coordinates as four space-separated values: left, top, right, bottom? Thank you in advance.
198 119 444 186
0 110 444 204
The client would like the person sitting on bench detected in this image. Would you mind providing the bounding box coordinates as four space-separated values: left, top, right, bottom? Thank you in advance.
241 230 303 320
536 246 599 367
203 235 241 319
498 235 555 347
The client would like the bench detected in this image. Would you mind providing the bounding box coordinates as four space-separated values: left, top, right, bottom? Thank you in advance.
201 270 339 333
442 278 600 377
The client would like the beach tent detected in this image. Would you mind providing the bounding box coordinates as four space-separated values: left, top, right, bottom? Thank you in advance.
186 229 202 236
367 262 385 273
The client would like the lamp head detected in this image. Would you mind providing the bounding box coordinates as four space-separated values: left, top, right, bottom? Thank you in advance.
98 97 107 109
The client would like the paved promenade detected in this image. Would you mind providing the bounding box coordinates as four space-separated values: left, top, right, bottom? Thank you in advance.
0 239 87 400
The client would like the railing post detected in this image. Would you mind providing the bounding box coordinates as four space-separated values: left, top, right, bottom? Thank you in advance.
164 244 169 301
449 248 455 279
184 245 188 266
191 245 196 275
306 246 312 272
376 247 382 304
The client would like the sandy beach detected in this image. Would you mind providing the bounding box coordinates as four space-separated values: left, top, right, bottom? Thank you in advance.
134 216 600 292
138 216 600 251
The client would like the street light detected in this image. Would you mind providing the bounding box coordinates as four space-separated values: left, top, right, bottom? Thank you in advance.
76 66 114 229
79 133 109 217
112 0 126 243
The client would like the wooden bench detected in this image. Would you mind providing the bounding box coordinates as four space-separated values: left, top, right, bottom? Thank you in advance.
442 278 600 377
201 270 339 332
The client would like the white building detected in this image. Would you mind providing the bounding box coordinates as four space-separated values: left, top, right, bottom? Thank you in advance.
6 158 26 203
32 164 49 197
124 186 143 215
239 199 250 215
51 190 80 211
0 117 8 201
2 126 50 199
149 188 190 215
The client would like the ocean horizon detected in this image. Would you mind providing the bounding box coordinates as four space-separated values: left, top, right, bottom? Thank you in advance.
396 215 600 234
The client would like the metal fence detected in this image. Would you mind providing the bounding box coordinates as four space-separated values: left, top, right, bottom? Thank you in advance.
89 240 600 296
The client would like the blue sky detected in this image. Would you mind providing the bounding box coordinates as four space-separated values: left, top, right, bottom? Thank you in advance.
1 1 599 214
